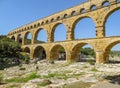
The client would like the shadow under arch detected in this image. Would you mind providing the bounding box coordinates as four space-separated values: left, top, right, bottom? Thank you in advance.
73 16 96 39
104 40 120 63
33 46 46 60
71 43 95 62
34 28 47 43
104 7 120 36
23 47 30 54
11 36 15 41
50 44 66 61
51 23 67 42
17 34 22 43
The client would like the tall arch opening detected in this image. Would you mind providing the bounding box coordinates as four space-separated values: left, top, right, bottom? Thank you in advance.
24 32 32 45
74 17 96 39
72 43 95 63
17 34 22 44
35 28 47 43
105 42 120 63
53 23 66 42
105 9 120 37
11 36 15 41
50 45 66 61
33 46 46 60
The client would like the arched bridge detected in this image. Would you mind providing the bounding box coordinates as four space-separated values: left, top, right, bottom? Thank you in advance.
8 0 120 63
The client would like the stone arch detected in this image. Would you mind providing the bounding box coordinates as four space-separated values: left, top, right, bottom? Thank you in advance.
34 28 47 43
23 47 30 53
57 16 61 20
63 14 69 18
80 8 86 14
51 23 67 42
11 35 15 41
30 25 33 29
34 24 37 28
17 34 22 43
50 44 66 60
71 42 95 62
41 21 44 25
33 46 46 60
73 16 96 39
37 23 40 26
46 20 49 24
51 18 54 22
102 1 110 7
104 40 120 62
24 31 32 44
90 5 97 11
71 11 77 16
103 6 120 36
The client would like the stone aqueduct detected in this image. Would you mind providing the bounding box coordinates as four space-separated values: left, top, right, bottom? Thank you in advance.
8 0 120 63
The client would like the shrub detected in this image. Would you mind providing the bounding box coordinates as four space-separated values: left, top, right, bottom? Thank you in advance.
0 73 3 84
87 59 95 65
21 54 30 64
91 67 98 72
19 67 26 70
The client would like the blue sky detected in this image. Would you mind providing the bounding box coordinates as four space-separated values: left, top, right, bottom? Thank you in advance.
0 0 120 50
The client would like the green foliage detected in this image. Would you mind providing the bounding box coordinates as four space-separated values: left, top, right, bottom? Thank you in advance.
0 72 3 84
110 50 120 57
91 67 98 72
0 35 22 58
87 59 95 65
19 67 26 70
5 72 41 83
0 35 23 69
80 48 95 58
22 54 30 64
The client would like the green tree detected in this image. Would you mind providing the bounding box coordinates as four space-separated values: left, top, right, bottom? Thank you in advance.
0 35 22 69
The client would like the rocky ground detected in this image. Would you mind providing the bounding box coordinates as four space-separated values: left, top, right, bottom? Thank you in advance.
0 60 120 88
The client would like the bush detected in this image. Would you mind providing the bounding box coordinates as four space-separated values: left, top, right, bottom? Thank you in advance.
21 54 30 64
87 59 95 65
19 67 26 70
0 73 3 84
91 67 98 72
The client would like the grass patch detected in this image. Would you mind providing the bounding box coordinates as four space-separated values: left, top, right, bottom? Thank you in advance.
19 67 26 70
87 59 95 65
91 67 98 72
0 72 3 84
43 73 66 78
83 65 88 68
43 72 84 80
5 72 41 83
